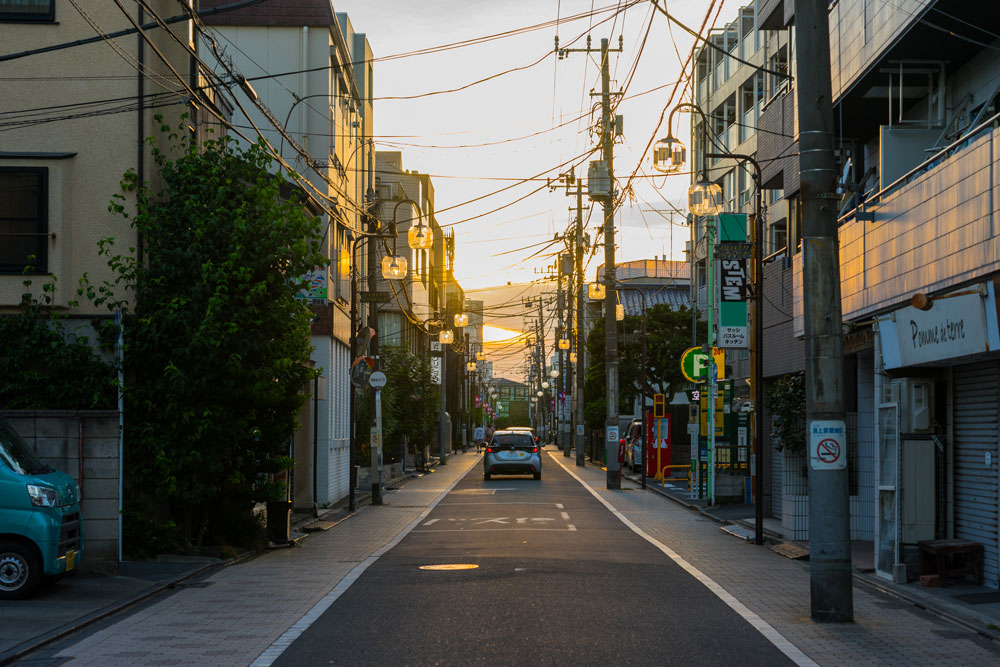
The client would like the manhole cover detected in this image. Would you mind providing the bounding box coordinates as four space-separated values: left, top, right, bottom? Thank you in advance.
418 564 479 571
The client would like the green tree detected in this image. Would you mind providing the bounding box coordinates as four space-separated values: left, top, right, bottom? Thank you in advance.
0 273 116 410
108 120 327 550
584 304 704 430
765 372 806 453
355 345 436 465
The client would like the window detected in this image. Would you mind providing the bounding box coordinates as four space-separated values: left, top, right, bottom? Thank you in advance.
335 225 351 302
769 219 787 256
377 311 402 347
0 0 53 21
0 167 48 273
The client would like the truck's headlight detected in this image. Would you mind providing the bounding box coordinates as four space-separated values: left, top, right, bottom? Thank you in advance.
26 484 58 508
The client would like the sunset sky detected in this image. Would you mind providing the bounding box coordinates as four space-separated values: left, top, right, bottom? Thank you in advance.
343 0 717 378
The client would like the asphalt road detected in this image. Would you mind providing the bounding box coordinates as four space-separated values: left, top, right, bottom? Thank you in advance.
274 448 794 666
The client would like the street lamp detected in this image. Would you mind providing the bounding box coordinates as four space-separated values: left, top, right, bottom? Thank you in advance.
656 100 765 542
454 313 469 327
558 338 570 350
652 102 724 219
615 303 625 321
439 329 454 344
381 255 407 280
588 283 606 300
392 199 433 250
466 361 477 372
549 368 559 379
689 176 724 217
570 352 577 363
536 390 544 398
652 133 687 174
541 381 550 390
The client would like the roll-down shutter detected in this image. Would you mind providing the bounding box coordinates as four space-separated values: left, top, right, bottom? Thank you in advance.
953 361 1000 588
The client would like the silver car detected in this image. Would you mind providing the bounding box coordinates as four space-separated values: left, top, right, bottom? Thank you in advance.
484 430 541 481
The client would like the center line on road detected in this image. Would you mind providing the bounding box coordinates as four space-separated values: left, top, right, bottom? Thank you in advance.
548 453 818 667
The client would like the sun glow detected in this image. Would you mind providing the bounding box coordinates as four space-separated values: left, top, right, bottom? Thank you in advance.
483 324 527 344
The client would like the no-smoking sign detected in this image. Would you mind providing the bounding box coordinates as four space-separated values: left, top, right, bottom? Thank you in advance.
809 420 847 470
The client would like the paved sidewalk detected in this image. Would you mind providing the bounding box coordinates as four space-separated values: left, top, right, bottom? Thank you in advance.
34 452 481 667
549 452 1000 666
0 557 221 665
624 460 1000 638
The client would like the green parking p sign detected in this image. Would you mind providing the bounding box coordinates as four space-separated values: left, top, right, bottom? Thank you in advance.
680 346 726 383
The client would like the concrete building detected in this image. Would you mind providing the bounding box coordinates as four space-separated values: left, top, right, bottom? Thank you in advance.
0 1 214 565
203 1 374 510
754 0 1000 586
374 150 469 456
0 2 201 311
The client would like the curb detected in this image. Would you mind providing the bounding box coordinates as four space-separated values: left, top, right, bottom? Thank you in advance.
631 471 1000 644
2 452 476 665
0 555 238 666
852 572 1000 643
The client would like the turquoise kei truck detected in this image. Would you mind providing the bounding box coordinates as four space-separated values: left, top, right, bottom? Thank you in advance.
0 417 83 599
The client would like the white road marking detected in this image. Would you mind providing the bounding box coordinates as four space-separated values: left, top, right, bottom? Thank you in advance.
567 524 577 531
556 503 564 509
250 459 477 666
560 511 570 520
414 528 577 533
516 518 527 524
439 502 565 506
423 518 440 526
548 453 819 667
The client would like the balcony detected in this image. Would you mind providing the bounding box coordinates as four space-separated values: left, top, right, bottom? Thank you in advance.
793 117 1000 335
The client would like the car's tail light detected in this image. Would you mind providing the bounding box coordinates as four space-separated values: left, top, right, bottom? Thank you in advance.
531 447 538 453
487 446 496 453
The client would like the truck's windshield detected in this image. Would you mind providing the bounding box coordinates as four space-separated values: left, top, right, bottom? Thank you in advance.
0 418 50 475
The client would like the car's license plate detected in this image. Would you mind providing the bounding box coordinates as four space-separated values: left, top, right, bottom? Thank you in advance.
518 451 524 458
65 550 76 571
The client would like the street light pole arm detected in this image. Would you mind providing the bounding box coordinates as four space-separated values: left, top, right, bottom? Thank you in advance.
391 198 423 234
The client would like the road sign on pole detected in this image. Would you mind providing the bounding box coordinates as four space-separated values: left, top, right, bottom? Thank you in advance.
653 393 665 419
680 346 726 383
809 420 846 470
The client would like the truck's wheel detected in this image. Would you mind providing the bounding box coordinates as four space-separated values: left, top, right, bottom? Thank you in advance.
0 540 42 600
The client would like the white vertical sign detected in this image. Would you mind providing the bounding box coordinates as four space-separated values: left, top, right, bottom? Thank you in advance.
430 341 442 385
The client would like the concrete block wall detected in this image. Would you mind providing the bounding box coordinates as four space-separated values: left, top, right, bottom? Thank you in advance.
1 410 119 573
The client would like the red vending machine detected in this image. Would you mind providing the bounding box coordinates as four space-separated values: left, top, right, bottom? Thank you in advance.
645 411 671 479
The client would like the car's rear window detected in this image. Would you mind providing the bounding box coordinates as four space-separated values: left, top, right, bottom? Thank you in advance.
491 434 534 450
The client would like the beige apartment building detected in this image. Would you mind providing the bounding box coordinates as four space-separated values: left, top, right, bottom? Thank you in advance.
1 1 205 311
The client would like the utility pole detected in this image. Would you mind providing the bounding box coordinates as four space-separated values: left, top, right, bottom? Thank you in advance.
557 33 623 488
548 170 587 463
555 261 564 451
795 0 853 622
560 252 571 457
366 196 383 506
536 297 547 441
573 173 586 467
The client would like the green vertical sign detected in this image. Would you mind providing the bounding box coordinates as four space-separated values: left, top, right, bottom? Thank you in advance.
717 213 748 349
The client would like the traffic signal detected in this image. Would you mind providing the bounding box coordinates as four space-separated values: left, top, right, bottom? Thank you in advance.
653 393 666 419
